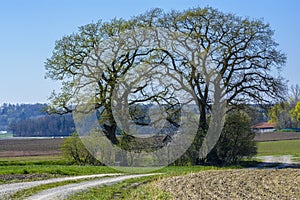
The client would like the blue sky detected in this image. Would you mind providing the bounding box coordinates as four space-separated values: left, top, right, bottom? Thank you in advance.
0 0 299 104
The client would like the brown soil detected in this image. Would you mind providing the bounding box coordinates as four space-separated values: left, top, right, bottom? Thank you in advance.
154 169 300 199
0 174 55 183
0 138 63 157
254 132 300 142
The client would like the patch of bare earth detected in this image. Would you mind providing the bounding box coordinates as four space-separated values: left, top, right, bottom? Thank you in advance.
254 132 300 142
0 174 53 183
0 138 63 157
154 169 300 199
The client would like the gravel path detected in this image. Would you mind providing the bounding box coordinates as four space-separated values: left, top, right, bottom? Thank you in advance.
25 173 160 200
0 173 120 199
256 155 300 168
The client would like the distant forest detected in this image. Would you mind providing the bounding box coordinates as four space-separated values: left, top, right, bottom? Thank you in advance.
0 103 75 137
0 103 269 137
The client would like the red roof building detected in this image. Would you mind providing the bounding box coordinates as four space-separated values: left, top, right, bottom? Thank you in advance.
251 122 275 133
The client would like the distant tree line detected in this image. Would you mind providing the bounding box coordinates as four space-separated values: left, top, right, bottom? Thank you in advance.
0 103 46 130
9 113 75 137
0 103 75 137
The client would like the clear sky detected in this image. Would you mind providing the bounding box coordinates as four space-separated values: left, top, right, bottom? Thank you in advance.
0 0 299 104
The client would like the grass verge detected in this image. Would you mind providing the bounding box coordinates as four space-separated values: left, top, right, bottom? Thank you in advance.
68 175 169 200
0 165 119 176
68 165 237 200
123 180 173 200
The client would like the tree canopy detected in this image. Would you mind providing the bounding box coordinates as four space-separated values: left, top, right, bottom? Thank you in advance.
45 7 286 165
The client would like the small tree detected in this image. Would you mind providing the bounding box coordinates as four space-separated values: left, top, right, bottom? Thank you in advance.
291 101 300 127
289 84 300 108
207 110 257 165
60 132 102 165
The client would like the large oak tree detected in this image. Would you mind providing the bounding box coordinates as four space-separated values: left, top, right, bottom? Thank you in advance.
45 7 286 164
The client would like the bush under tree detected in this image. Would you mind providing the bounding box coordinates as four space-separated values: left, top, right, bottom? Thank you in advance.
207 110 257 165
60 132 103 165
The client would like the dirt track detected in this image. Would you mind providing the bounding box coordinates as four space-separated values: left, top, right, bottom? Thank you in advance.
0 173 160 200
0 174 118 199
25 174 159 200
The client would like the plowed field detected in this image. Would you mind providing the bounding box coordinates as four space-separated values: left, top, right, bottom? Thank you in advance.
153 169 300 199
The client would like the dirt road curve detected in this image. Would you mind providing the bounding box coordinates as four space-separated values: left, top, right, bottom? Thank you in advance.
0 173 119 199
25 174 159 200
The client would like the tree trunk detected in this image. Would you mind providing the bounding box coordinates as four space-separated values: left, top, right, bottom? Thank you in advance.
103 123 118 145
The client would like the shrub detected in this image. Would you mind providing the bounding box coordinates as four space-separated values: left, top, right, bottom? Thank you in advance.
207 110 257 165
60 132 103 165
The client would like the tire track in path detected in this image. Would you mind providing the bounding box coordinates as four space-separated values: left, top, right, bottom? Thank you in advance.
25 173 161 200
0 173 120 199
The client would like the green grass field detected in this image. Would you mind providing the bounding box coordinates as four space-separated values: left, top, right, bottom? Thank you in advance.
0 158 230 176
0 164 119 176
257 139 300 157
0 155 65 165
0 133 13 139
1 139 298 177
